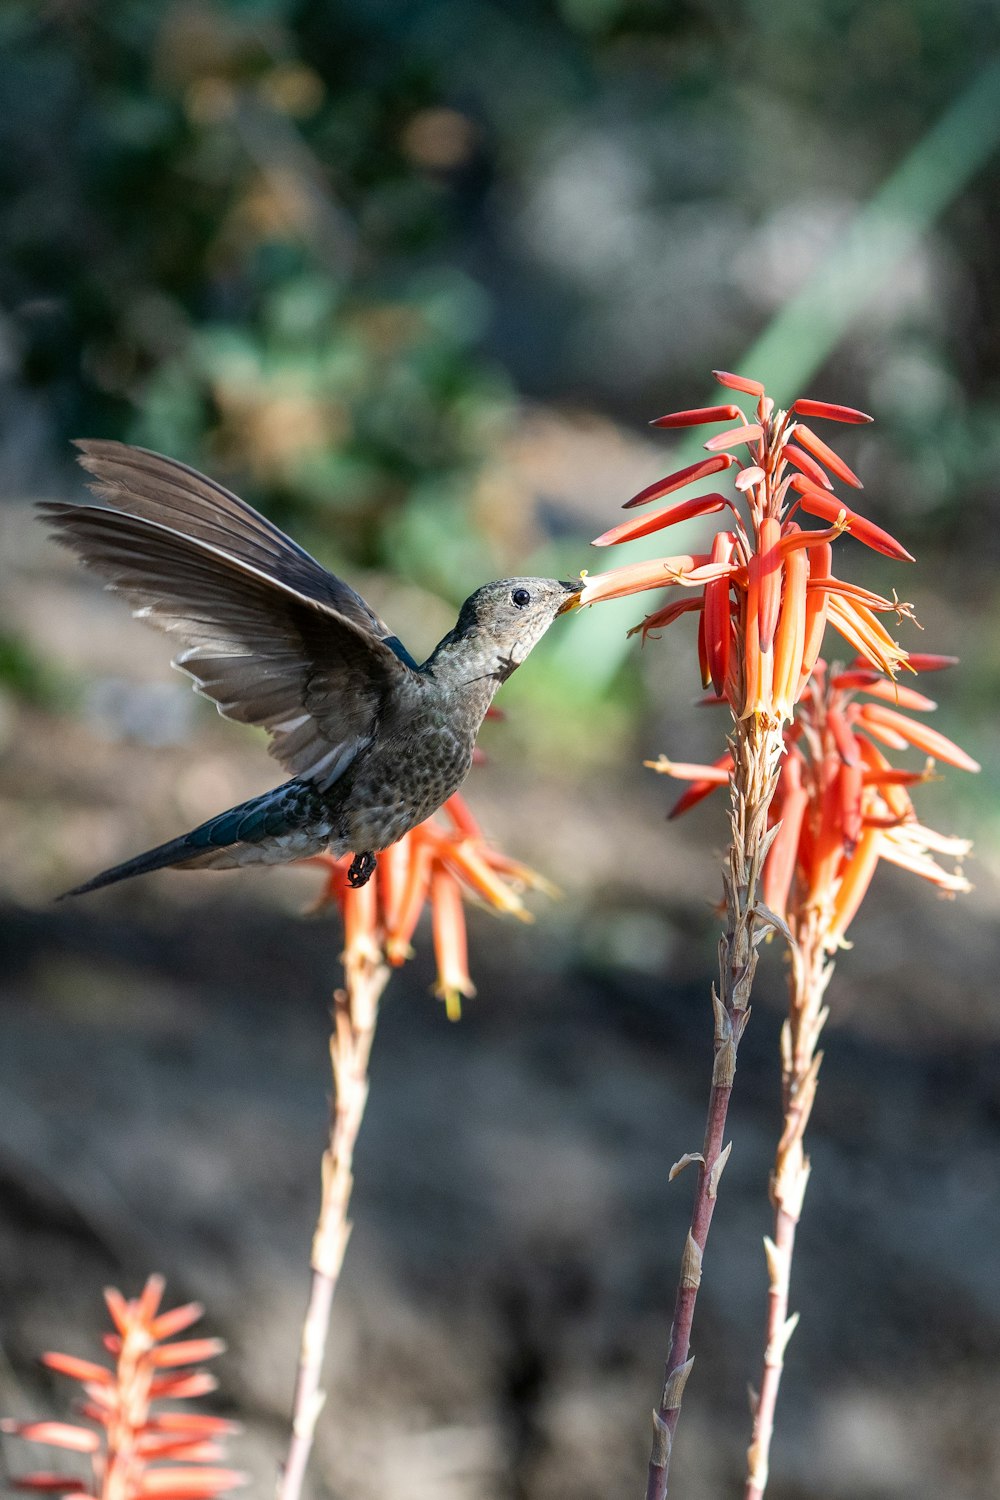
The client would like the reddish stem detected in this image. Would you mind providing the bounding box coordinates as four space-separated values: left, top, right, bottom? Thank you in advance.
645 1077 736 1500
645 721 783 1500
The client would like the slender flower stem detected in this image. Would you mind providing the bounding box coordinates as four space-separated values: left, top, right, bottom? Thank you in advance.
646 719 784 1500
744 909 832 1500
278 941 390 1500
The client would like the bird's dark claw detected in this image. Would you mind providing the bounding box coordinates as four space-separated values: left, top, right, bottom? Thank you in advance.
347 851 377 888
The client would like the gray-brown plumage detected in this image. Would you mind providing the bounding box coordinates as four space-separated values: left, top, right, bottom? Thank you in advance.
43 441 580 896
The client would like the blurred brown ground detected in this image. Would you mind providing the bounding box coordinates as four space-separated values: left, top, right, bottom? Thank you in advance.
1 413 999 1500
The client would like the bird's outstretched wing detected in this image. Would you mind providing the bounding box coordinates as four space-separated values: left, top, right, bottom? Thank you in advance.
73 440 400 637
41 445 419 788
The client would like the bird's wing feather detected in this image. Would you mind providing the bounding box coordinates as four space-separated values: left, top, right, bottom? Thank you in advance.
73 439 401 643
40 501 415 787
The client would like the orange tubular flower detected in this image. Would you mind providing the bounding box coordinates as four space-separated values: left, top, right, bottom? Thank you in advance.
3 1278 244 1500
611 374 983 1500
648 655 978 949
578 371 916 725
307 793 549 1019
430 867 474 1021
611 376 978 1500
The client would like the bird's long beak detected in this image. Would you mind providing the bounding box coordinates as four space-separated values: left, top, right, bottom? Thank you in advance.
556 578 584 615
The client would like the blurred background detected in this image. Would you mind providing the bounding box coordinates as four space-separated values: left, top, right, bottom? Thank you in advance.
1 2 999 1497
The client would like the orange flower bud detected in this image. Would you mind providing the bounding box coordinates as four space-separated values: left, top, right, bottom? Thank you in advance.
593 493 727 547
826 827 883 945
905 653 959 672
755 516 784 653
628 595 704 643
792 423 862 487
762 753 808 919
651 404 742 428
742 547 772 718
696 603 711 689
622 454 736 509
431 868 475 1020
703 423 763 453
2 1422 101 1453
771 533 808 721
713 369 765 397
663 754 733 818
857 704 981 772
793 483 913 562
791 398 873 425
783 442 834 490
377 835 412 939
384 837 434 965
341 878 379 966
703 531 735 698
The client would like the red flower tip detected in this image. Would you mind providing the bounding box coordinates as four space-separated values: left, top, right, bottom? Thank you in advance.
904 653 959 672
650 404 742 429
623 454 736 509
149 1372 219 1400
643 753 732 818
712 370 765 397
784 442 834 490
136 1467 248 1495
592 493 727 547
792 423 863 488
149 1304 206 1342
1 1421 100 1453
792 482 914 562
859 704 980 773
8 1474 98 1493
150 1339 226 1370
791 398 873 425
703 422 762 453
39 1354 113 1385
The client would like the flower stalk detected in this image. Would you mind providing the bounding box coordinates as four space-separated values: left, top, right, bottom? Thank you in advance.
652 656 976 1497
574 370 960 1496
277 795 550 1500
647 718 784 1500
743 905 829 1500
277 911 388 1500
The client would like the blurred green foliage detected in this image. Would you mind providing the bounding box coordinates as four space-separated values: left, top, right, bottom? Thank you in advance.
0 628 73 710
0 1 528 582
1 0 998 751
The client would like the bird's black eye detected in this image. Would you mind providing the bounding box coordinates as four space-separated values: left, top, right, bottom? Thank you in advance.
511 587 531 608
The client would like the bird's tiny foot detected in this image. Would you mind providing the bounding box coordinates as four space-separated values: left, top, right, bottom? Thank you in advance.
347 851 377 888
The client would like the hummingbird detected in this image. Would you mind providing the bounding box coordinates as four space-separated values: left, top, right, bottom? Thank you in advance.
43 441 581 897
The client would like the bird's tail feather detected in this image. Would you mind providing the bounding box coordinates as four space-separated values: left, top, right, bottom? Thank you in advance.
59 834 247 898
60 780 331 897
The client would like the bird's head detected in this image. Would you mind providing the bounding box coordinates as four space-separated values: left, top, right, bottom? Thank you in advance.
450 576 582 678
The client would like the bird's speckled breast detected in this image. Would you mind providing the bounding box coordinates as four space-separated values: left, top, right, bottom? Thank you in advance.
335 716 476 852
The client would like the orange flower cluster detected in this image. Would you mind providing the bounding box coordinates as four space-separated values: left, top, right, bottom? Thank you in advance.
652 654 978 949
2 1276 243 1499
308 793 553 1019
579 370 916 720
